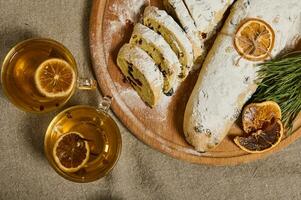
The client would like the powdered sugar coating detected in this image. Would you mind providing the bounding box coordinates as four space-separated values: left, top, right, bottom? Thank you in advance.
183 0 235 40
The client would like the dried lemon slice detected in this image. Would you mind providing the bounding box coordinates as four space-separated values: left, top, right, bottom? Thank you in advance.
234 118 283 153
234 18 275 61
35 58 76 98
53 132 90 173
242 101 281 134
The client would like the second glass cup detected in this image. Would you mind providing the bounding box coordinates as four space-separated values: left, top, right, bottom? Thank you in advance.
1 38 96 113
44 97 122 182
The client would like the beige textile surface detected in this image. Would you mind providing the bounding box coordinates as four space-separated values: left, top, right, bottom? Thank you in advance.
1 0 301 199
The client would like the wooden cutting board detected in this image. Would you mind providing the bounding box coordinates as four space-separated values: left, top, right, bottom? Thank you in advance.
89 0 301 165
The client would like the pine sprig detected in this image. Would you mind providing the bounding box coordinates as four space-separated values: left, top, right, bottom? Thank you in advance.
252 53 301 133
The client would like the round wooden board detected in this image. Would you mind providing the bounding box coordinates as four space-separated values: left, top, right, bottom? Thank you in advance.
89 0 301 165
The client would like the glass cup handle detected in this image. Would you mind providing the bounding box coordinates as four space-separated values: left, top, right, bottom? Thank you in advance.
53 124 63 135
77 78 97 90
97 96 112 113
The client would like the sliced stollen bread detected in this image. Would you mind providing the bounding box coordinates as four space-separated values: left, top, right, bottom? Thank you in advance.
164 0 235 70
162 0 204 63
183 0 301 152
117 44 164 107
130 23 181 93
183 0 235 41
143 6 193 79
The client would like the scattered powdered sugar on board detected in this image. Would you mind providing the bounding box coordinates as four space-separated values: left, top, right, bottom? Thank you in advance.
116 85 203 156
104 0 150 55
110 0 149 24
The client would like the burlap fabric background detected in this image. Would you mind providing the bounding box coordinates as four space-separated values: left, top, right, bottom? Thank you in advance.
1 1 301 199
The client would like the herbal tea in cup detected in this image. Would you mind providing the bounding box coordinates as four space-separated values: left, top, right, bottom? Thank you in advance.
44 97 122 182
1 38 96 113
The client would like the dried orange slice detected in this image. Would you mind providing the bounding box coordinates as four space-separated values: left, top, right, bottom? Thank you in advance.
242 101 281 134
234 118 283 153
234 18 275 61
53 132 90 173
35 58 76 98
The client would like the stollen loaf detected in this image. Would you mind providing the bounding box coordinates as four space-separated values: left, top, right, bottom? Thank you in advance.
184 0 301 152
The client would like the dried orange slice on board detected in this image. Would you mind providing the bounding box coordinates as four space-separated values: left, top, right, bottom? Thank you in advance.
234 119 283 153
53 132 90 173
242 101 281 134
35 58 76 98
234 18 275 61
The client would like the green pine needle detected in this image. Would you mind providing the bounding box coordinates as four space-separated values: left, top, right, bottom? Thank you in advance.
252 53 301 133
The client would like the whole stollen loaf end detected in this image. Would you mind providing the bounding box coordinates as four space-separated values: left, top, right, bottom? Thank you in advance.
183 0 301 152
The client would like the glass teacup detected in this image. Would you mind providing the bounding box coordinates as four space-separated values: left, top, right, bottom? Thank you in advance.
1 38 96 113
44 97 122 182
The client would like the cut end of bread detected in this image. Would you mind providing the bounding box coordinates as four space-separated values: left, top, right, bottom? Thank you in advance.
117 44 164 107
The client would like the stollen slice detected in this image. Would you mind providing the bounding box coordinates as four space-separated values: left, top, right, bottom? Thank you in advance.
117 44 164 107
143 6 193 77
163 0 203 63
130 23 181 92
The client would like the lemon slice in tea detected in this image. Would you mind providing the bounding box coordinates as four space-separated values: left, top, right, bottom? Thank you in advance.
234 119 283 154
234 18 275 61
53 132 90 173
35 58 76 98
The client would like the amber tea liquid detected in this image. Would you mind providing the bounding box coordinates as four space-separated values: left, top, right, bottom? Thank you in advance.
44 105 121 182
1 38 77 112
